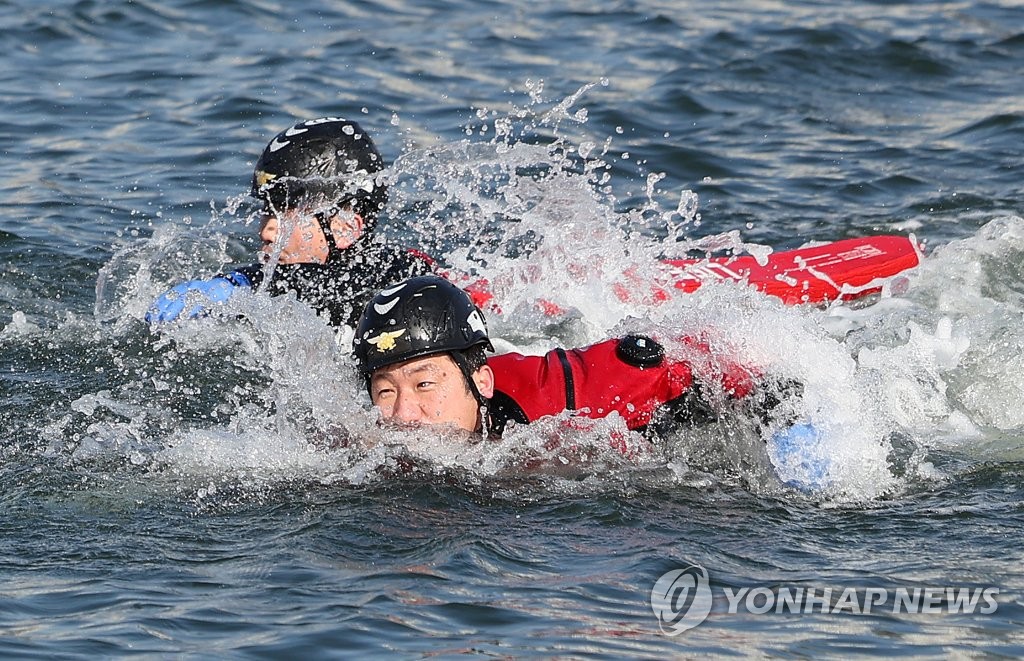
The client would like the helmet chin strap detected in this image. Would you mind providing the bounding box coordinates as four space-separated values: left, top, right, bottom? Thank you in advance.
449 351 490 436
314 208 343 261
316 204 368 263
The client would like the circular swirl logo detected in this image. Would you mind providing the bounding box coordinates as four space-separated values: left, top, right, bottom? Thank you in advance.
650 564 713 635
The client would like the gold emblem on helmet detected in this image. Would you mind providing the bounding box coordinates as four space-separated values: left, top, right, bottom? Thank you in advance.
254 170 277 188
367 329 406 352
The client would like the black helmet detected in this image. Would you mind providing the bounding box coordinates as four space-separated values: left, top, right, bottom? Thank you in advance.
251 117 388 226
353 275 494 376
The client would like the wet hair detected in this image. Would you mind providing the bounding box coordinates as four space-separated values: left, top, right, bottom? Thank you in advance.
454 346 490 393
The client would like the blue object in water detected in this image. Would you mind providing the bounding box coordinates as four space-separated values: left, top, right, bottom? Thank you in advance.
145 271 251 324
768 422 830 489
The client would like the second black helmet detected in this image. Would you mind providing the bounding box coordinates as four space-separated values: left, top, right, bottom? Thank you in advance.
353 275 494 376
251 117 388 225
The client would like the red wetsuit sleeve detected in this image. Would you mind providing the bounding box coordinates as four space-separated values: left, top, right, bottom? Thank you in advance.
675 336 758 400
488 339 699 430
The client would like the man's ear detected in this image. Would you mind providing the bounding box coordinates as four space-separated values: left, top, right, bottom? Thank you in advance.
329 211 364 249
472 364 495 399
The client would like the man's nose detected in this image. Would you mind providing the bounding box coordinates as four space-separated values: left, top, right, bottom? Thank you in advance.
260 217 278 241
390 392 424 424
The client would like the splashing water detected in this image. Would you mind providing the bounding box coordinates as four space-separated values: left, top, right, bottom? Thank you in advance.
20 85 1022 505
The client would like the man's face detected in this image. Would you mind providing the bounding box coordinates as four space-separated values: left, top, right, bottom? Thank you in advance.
259 210 328 264
369 354 495 433
259 207 363 265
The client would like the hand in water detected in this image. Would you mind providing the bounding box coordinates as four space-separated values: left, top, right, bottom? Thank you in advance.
768 421 830 489
145 272 250 323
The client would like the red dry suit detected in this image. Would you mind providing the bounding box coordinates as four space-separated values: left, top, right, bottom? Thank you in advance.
485 335 758 435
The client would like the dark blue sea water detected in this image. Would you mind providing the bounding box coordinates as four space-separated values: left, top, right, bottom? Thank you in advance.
2 0 1024 657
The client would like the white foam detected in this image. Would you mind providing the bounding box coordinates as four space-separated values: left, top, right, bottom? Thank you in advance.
84 84 1024 503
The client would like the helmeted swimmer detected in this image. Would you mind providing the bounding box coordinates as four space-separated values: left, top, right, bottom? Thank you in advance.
146 117 433 328
353 275 811 445
353 275 827 487
353 275 495 433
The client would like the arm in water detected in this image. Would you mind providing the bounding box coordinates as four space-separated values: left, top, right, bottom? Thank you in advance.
487 334 771 433
145 271 252 323
489 335 823 482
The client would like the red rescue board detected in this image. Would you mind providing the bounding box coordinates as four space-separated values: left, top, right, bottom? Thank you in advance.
461 235 922 312
656 235 922 305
